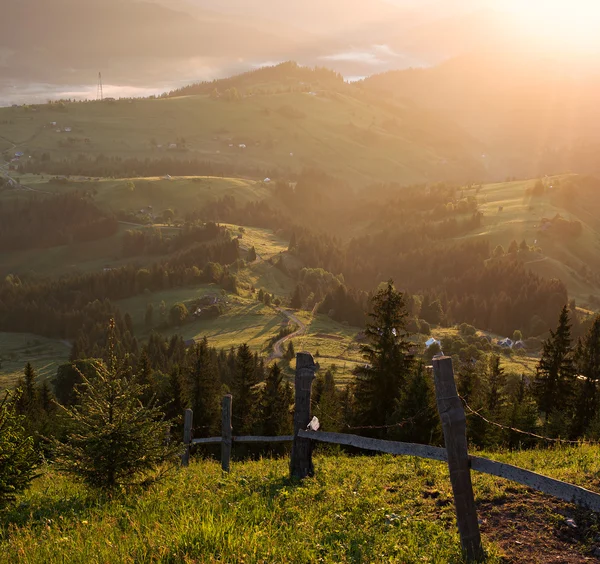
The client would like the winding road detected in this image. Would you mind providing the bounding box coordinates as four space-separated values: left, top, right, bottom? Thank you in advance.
268 308 307 361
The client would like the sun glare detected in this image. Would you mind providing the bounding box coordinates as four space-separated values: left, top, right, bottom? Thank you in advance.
502 0 600 50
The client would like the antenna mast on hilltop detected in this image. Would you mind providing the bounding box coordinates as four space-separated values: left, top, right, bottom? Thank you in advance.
97 72 103 101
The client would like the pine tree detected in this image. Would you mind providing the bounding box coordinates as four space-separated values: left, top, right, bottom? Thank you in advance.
260 363 292 436
533 305 577 429
571 315 600 437
0 391 38 508
232 344 260 435
248 246 257 262
353 280 412 437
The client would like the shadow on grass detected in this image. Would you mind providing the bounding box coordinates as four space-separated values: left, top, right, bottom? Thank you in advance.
0 489 108 532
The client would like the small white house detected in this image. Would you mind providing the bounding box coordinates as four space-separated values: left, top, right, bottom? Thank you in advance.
238 144 246 149
497 338 514 349
425 337 442 349
264 177 271 183
64 127 72 133
168 143 177 150
50 121 57 126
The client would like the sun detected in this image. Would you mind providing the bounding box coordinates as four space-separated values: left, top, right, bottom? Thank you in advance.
502 0 600 51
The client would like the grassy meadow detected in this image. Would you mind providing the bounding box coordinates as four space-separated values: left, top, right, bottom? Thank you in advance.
0 333 69 391
3 446 600 563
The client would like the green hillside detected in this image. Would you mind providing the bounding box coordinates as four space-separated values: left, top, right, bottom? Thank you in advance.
1 77 483 186
3 447 600 563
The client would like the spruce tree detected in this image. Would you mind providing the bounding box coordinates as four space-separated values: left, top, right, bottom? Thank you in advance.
260 363 292 436
286 340 295 361
248 246 257 262
353 280 412 437
232 344 260 435
313 368 344 432
184 340 221 436
16 362 37 415
571 315 600 437
391 362 440 444
136 351 154 405
533 305 576 430
0 391 38 508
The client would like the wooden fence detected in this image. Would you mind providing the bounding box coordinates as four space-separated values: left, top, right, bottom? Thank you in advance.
182 352 600 562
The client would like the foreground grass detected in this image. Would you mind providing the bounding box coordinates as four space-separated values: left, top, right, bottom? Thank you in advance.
7 445 600 563
4 445 600 562
0 452 506 564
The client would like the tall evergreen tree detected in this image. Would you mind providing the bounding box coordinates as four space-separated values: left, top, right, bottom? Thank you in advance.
232 344 260 435
184 340 221 436
391 362 440 444
571 315 600 437
136 351 154 405
15 362 37 416
533 305 577 429
313 368 344 432
353 280 412 437
260 363 292 436
247 246 257 262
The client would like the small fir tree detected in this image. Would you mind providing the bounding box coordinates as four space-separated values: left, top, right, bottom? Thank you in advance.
55 322 178 489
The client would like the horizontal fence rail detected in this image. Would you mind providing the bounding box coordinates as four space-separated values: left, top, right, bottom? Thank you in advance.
298 430 448 462
470 456 600 513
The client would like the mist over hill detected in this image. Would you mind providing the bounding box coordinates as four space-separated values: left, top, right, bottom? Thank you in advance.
362 50 600 178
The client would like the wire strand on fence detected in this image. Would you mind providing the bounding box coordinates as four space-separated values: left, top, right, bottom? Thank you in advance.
459 396 584 445
339 408 430 432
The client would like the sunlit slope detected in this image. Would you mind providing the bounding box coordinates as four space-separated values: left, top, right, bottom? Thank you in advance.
1 89 483 185
462 175 600 303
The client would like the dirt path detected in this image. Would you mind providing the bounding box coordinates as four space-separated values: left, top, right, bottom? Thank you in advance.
269 308 307 361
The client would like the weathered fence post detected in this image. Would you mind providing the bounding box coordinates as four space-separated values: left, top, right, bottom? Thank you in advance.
182 408 193 467
290 352 317 479
221 394 233 472
432 356 484 562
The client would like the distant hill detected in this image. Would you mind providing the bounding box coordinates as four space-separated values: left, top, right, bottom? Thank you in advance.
362 50 600 178
169 62 345 97
1 63 484 185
